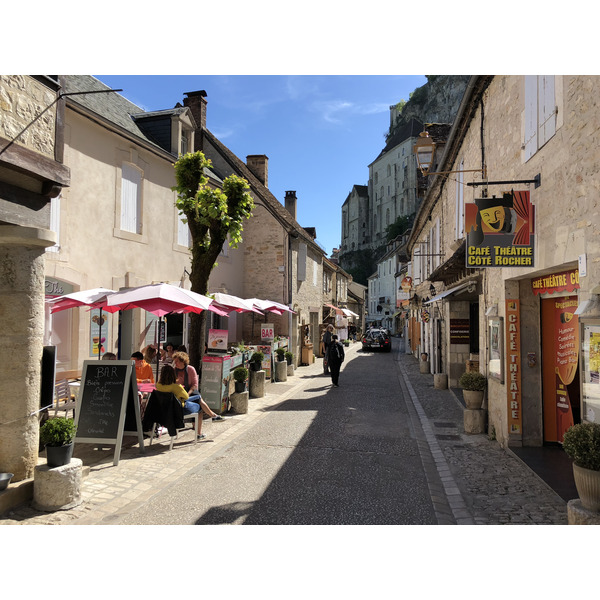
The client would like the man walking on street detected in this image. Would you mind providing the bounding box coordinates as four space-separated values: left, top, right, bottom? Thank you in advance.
326 334 345 387
322 324 334 374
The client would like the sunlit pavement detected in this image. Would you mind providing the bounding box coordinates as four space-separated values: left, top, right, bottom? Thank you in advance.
1 339 567 525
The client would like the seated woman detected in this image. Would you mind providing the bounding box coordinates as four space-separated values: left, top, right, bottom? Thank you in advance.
131 351 155 384
156 364 204 440
161 341 176 364
172 351 225 422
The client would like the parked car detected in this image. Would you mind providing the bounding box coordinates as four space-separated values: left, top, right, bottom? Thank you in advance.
361 329 391 352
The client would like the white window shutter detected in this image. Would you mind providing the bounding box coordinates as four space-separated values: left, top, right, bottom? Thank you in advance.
47 193 61 252
297 243 307 281
177 212 190 247
538 75 556 147
121 163 142 234
456 160 464 239
435 218 441 270
524 76 538 161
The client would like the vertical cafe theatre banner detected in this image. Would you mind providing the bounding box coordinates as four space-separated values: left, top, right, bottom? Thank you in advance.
534 269 580 443
466 191 535 267
505 300 522 435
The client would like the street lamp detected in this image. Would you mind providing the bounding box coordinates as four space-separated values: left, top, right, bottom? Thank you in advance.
413 129 487 178
413 131 436 175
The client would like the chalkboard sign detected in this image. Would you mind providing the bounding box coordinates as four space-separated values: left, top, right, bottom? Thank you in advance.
74 360 144 465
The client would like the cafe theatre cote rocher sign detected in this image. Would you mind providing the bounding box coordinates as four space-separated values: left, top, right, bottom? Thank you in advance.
465 191 535 268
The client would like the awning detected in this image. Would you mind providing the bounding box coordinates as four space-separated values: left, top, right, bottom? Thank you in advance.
324 303 343 315
424 282 470 304
392 311 402 318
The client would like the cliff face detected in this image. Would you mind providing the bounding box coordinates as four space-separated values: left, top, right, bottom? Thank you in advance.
389 75 471 139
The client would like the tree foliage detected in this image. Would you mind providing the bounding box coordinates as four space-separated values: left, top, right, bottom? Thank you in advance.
172 151 254 368
385 215 412 242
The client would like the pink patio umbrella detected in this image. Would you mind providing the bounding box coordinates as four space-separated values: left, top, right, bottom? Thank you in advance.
106 283 229 379
247 298 296 315
210 292 264 314
45 287 118 359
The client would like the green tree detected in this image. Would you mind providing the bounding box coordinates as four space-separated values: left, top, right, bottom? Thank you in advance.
173 151 254 368
385 215 412 242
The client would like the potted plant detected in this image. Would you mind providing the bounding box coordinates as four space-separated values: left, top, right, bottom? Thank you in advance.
40 417 77 468
562 422 600 512
275 347 286 362
284 351 294 366
249 351 264 371
233 366 249 393
458 371 487 410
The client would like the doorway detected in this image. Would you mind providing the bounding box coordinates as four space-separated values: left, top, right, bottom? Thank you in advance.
541 295 580 443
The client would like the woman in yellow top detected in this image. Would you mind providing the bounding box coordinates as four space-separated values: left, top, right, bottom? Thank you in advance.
155 364 204 439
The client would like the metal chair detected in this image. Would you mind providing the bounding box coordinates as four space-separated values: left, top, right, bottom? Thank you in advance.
144 391 198 450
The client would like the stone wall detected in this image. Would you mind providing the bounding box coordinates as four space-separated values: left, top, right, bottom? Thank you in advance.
0 75 57 158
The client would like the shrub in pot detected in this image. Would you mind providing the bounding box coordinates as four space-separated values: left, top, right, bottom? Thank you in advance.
250 351 264 371
40 417 77 468
458 371 486 410
275 347 286 362
284 351 294 366
562 422 600 512
233 366 249 393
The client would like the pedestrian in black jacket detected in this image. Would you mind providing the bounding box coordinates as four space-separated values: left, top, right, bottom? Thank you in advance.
326 334 345 387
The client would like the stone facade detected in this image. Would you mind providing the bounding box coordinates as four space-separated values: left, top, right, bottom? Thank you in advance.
0 76 68 482
408 75 600 449
0 75 57 159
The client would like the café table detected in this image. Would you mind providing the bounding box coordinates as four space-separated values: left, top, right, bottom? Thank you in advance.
136 382 156 419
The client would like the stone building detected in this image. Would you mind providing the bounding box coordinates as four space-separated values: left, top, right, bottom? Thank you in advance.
0 76 70 481
407 75 600 453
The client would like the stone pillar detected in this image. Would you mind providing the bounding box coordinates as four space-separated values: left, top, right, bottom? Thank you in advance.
434 373 448 389
464 409 486 434
249 370 265 398
0 226 56 482
287 363 295 377
230 391 249 414
419 360 430 374
567 499 600 525
275 360 287 382
33 458 83 511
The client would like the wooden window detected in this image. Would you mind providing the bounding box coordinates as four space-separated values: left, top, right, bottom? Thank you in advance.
47 193 61 253
120 163 142 234
297 243 307 281
524 75 556 160
456 159 464 239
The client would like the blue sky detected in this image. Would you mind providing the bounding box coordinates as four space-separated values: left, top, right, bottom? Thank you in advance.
95 74 427 256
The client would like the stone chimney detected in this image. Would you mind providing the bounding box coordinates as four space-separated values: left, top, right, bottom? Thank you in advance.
285 190 297 220
246 155 268 187
183 90 207 137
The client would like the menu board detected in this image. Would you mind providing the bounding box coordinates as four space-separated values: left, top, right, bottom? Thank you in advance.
74 360 144 465
201 355 231 413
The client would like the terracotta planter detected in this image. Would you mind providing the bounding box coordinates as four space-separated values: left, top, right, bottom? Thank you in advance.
462 389 484 410
573 463 600 512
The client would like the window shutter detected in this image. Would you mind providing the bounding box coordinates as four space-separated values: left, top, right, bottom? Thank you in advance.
456 160 464 239
434 218 441 270
177 212 190 247
297 243 307 281
47 193 61 252
121 163 142 234
538 75 556 147
524 76 538 161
